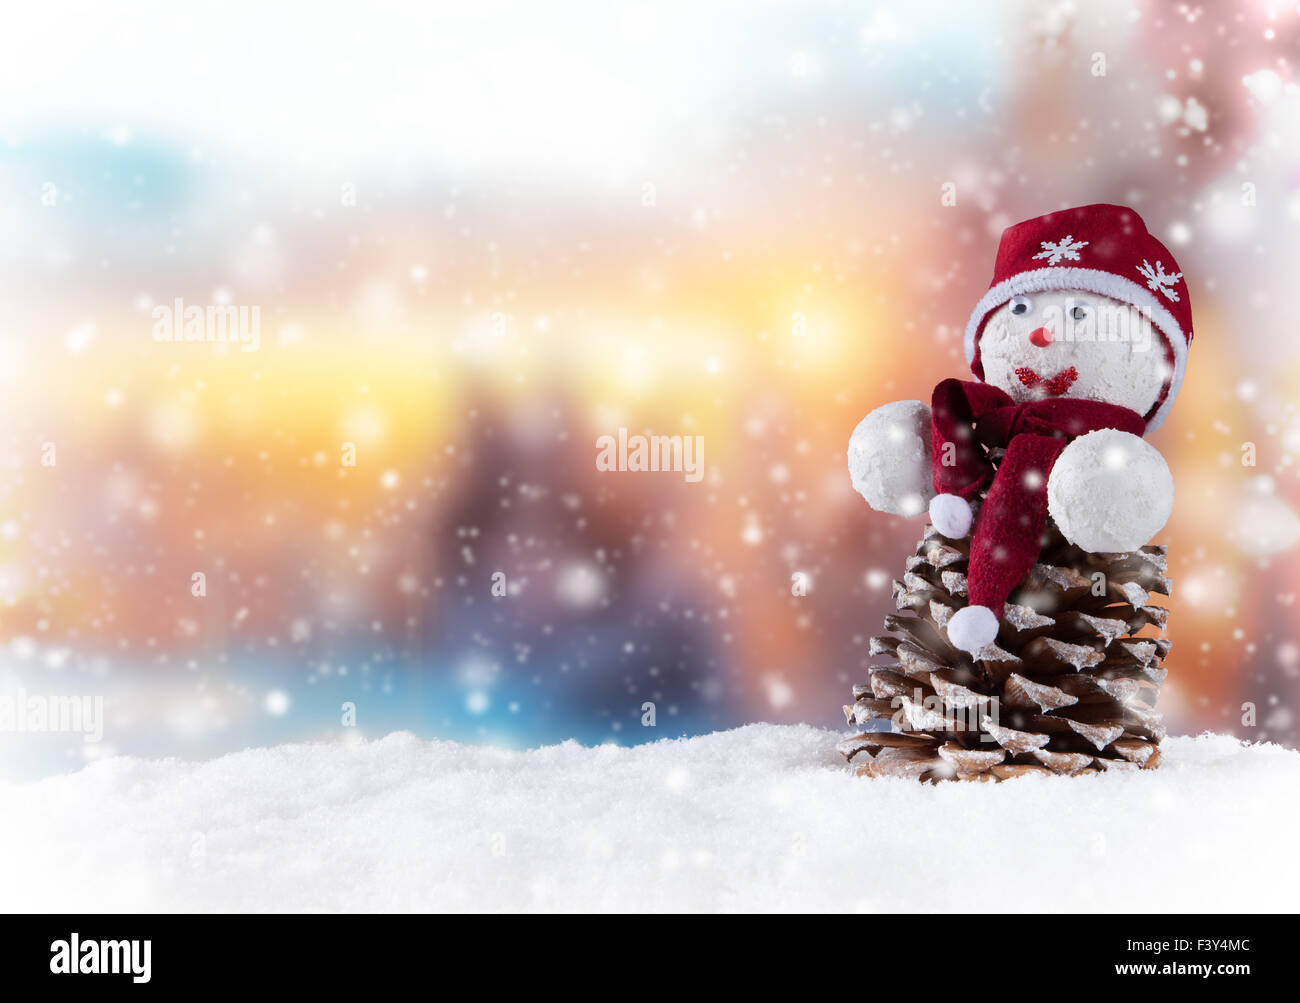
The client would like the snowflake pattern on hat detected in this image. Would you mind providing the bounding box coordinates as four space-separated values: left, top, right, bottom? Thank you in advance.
1136 259 1183 302
1032 234 1088 265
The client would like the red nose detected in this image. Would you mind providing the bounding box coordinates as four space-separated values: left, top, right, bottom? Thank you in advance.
1028 327 1053 348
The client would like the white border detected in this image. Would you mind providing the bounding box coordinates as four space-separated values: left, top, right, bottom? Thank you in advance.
962 266 1188 432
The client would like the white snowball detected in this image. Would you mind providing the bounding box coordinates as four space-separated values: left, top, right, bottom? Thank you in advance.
929 493 973 539
1047 429 1173 553
847 400 933 517
947 604 999 655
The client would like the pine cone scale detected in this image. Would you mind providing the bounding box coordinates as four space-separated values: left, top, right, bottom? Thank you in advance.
842 514 1170 782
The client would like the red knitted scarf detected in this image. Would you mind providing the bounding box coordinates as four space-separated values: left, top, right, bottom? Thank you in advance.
930 378 1146 615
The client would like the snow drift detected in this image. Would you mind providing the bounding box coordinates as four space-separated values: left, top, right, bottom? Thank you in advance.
1 724 1295 912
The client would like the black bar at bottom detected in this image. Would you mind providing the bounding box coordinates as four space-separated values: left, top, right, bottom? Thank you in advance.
0 913 1280 989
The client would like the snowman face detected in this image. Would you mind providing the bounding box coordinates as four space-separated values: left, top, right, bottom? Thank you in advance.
977 288 1172 418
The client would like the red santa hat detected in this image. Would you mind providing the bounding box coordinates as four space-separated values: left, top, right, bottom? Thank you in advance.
964 204 1192 432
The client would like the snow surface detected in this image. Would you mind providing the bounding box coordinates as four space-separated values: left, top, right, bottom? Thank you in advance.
1 724 1296 912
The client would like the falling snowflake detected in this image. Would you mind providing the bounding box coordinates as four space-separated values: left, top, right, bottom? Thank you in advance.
1032 234 1089 265
1136 259 1183 301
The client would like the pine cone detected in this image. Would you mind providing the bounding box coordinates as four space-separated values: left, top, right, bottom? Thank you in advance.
840 494 1170 782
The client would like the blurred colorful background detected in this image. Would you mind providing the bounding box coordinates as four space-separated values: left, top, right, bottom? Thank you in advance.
2 0 1299 778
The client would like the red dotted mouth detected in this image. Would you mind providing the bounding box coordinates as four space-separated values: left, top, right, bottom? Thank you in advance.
1015 366 1079 396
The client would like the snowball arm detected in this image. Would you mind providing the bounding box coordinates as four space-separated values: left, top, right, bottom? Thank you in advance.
1047 429 1174 553
847 400 934 517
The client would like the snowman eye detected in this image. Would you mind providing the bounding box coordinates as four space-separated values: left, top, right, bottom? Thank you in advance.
1070 304 1089 321
1009 296 1031 316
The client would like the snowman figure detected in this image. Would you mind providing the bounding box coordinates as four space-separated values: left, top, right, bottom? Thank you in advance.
848 204 1190 655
